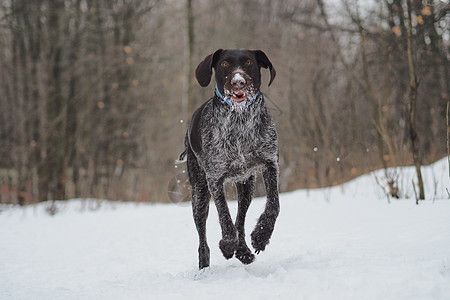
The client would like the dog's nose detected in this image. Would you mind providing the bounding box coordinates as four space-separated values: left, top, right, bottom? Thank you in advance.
231 73 246 89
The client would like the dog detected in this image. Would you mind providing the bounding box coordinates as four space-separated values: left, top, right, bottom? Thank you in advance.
184 49 279 269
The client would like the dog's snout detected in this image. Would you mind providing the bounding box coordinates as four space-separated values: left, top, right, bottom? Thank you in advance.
231 72 246 89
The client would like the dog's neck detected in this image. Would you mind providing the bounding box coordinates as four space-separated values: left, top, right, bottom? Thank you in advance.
214 84 260 111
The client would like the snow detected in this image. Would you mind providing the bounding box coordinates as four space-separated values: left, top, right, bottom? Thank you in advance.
1 158 449 300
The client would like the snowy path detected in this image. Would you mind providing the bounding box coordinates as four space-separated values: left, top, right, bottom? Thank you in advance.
1 159 449 300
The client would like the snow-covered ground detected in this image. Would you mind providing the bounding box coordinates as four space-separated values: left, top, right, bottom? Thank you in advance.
1 158 449 300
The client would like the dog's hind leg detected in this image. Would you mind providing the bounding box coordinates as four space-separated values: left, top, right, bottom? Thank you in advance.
234 176 256 264
251 161 280 254
209 178 239 260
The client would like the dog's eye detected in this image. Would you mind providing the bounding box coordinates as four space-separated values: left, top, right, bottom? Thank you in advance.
221 61 230 68
244 60 253 67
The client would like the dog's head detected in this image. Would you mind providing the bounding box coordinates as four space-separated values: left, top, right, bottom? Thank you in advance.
195 49 276 108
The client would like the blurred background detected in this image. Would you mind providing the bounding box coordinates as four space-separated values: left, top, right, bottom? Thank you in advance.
0 0 448 204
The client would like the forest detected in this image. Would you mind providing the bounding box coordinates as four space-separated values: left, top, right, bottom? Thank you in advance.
0 0 448 204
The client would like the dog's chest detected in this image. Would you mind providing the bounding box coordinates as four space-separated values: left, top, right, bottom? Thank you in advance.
213 112 259 149
204 112 267 178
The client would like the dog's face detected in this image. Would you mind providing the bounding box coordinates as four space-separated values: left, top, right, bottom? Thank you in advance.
195 49 276 109
214 50 262 105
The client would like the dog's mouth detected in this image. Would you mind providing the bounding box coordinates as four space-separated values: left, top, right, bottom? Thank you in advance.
222 72 257 110
232 91 247 103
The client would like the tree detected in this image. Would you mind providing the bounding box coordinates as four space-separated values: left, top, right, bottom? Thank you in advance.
0 0 447 205
406 0 425 201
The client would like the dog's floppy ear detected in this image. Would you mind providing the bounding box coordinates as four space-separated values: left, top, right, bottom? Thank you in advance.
253 50 276 86
195 49 223 87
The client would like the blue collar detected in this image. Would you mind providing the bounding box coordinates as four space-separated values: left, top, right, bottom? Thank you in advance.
215 84 260 108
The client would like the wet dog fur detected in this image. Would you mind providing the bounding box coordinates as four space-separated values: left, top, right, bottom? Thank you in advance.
185 49 280 269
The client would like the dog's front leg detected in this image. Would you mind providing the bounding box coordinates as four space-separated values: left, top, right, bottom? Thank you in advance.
187 149 211 270
208 177 239 259
251 161 280 254
192 183 211 270
235 177 256 264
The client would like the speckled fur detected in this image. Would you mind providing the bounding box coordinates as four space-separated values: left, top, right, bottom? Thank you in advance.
186 49 279 269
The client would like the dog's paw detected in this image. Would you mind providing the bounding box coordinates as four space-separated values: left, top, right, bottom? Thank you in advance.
198 244 210 270
235 246 255 264
219 238 238 260
251 228 270 254
251 215 275 254
199 260 210 270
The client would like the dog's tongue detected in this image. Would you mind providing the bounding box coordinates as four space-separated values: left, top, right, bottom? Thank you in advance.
233 92 247 102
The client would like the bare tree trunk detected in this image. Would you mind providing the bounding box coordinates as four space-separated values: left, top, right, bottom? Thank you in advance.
447 101 449 178
28 1 43 204
355 2 387 172
185 0 195 116
12 0 28 205
66 0 81 198
406 0 425 201
46 0 66 201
